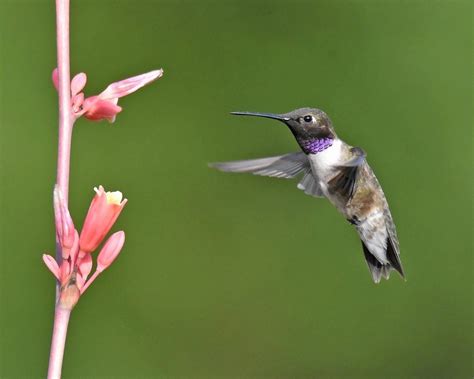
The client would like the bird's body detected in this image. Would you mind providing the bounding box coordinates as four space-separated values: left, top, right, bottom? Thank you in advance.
210 108 405 283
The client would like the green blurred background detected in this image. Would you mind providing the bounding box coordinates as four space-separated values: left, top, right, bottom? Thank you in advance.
0 0 472 378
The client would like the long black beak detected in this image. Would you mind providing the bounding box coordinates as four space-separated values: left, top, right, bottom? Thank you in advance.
230 111 290 122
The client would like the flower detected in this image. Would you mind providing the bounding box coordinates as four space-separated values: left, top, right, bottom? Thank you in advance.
79 186 127 254
52 68 163 122
43 186 128 306
81 96 122 122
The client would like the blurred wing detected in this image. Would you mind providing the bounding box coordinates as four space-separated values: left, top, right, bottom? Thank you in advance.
209 152 308 178
297 168 325 198
328 146 366 199
210 152 326 198
328 165 359 199
340 147 366 167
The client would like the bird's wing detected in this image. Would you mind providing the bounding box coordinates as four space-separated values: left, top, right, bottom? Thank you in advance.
209 152 308 178
328 146 366 200
297 168 325 198
210 152 325 198
339 147 366 167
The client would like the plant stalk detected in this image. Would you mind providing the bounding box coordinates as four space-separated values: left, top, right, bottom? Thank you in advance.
47 0 74 378
47 307 72 379
55 0 73 205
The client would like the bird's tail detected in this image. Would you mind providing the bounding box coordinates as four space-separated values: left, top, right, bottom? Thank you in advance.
361 235 405 283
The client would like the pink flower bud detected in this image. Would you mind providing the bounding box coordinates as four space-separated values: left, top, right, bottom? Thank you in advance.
99 70 163 100
52 68 59 91
76 253 93 290
53 186 76 257
52 68 163 123
59 259 71 284
79 186 127 254
81 69 163 123
70 72 87 96
97 231 125 272
43 254 60 280
52 68 87 97
68 230 80 264
72 93 85 113
83 97 122 122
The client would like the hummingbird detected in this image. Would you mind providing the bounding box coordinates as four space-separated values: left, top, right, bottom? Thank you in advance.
209 108 405 283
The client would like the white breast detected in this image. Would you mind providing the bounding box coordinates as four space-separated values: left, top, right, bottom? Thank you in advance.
306 139 344 198
308 139 344 179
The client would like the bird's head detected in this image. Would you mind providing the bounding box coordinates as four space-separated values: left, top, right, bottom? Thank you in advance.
231 108 336 154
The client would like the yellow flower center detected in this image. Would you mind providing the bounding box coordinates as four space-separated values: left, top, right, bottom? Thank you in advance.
105 191 123 205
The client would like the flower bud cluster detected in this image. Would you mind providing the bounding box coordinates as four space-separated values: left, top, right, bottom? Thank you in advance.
52 68 163 122
43 186 127 308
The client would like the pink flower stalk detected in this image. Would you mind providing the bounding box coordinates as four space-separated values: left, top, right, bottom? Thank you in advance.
79 186 127 254
52 68 163 122
47 1 162 376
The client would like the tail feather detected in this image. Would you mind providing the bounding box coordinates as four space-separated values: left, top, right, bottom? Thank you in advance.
362 241 386 283
361 236 405 283
386 235 405 278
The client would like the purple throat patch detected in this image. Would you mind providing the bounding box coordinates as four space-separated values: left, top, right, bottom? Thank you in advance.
300 137 334 154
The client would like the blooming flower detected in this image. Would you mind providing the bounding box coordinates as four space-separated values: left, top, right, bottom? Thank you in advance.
79 186 127 254
52 68 163 122
43 186 127 306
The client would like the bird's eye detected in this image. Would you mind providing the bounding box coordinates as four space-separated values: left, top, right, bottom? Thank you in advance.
303 115 313 123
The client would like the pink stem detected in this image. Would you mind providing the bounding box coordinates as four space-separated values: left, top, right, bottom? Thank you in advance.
48 1 74 378
47 307 72 379
80 270 101 294
55 0 73 205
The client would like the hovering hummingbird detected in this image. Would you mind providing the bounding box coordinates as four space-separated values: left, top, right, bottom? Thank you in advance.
210 108 405 283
